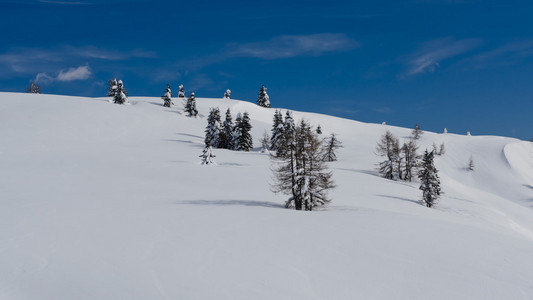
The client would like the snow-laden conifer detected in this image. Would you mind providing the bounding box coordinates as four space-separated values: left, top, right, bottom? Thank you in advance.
113 80 128 104
323 133 342 162
271 120 335 211
468 156 475 171
418 150 441 208
270 109 284 150
26 81 41 94
224 89 231 99
107 78 118 97
218 108 233 149
200 145 216 165
232 112 253 151
256 85 271 108
260 130 271 153
275 110 296 158
161 84 173 107
178 84 185 98
205 108 222 148
316 125 322 135
412 124 423 140
184 92 198 117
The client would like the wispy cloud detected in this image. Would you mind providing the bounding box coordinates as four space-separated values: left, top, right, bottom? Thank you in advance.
227 33 358 59
0 46 155 77
458 40 533 69
35 65 92 83
403 37 481 76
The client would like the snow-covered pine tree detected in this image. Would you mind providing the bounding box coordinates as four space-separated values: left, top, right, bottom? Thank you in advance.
443 128 448 134
204 107 222 148
275 110 296 158
468 156 475 171
412 124 423 140
178 84 185 98
161 84 173 107
316 125 322 135
26 81 41 94
260 130 270 153
113 80 128 104
218 108 234 149
200 145 216 165
224 89 231 99
376 131 400 180
107 78 118 97
271 119 335 211
418 150 441 208
270 109 284 150
184 92 198 117
402 139 419 182
232 112 253 151
323 133 342 162
256 85 271 108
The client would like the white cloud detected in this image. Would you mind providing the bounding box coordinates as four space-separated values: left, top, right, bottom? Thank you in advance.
57 66 92 81
228 33 358 59
35 65 92 83
404 37 481 76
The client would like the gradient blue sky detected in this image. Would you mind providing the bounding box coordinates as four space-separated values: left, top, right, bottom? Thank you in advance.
1 0 532 139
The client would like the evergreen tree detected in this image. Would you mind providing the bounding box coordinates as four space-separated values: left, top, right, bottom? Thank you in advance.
376 131 400 180
418 150 441 208
402 139 420 182
270 109 284 150
161 84 173 107
107 78 118 97
271 119 335 211
438 142 446 156
256 85 271 108
260 130 271 153
113 80 128 104
275 110 296 158
412 124 423 140
323 133 342 162
218 108 234 149
232 112 253 151
468 156 475 171
200 145 216 165
26 81 41 94
224 89 231 99
178 84 185 98
316 125 322 135
205 107 222 148
184 92 198 117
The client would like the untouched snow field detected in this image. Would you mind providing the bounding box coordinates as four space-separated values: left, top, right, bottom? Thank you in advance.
1 92 533 299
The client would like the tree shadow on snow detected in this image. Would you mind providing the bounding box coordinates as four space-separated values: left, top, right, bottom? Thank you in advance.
336 168 381 178
176 133 204 139
376 194 421 205
175 199 284 209
163 139 204 148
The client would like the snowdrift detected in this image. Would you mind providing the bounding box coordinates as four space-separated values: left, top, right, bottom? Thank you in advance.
1 92 533 299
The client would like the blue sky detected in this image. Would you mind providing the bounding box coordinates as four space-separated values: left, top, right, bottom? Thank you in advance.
1 0 533 140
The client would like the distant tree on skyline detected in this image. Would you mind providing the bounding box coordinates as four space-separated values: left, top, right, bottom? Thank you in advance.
257 85 271 108
26 81 41 94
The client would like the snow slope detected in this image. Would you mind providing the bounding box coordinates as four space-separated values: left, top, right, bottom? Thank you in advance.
1 92 533 299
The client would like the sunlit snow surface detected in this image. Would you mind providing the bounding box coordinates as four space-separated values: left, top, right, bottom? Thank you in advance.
1 92 533 299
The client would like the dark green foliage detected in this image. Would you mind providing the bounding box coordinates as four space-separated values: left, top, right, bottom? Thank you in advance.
218 108 234 149
184 92 198 117
232 112 253 151
256 85 271 108
418 150 441 207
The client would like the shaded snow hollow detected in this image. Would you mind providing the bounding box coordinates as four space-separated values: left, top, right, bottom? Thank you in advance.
1 92 533 299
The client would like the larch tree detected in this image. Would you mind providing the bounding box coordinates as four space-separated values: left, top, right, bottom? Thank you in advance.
271 119 335 211
323 133 342 162
412 124 423 140
376 131 400 180
402 139 420 182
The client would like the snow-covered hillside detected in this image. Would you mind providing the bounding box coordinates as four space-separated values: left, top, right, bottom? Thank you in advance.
1 92 533 299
